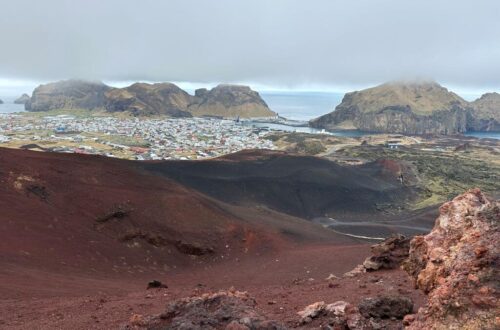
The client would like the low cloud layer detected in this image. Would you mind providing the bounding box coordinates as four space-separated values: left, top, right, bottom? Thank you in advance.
1 0 499 91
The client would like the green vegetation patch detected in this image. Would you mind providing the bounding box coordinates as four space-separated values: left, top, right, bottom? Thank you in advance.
100 134 150 147
338 145 500 209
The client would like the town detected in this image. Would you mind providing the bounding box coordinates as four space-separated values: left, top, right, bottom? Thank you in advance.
0 112 276 160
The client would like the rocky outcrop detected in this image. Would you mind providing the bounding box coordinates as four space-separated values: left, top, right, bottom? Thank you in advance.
468 92 500 132
298 296 413 328
358 295 413 319
14 93 30 104
403 189 499 329
0 99 3 104
188 84 276 118
363 234 411 271
104 82 192 117
25 80 111 111
125 290 285 329
310 81 469 135
25 80 274 118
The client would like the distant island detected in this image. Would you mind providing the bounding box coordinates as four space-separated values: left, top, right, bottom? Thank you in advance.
14 93 31 104
24 80 277 118
310 81 500 134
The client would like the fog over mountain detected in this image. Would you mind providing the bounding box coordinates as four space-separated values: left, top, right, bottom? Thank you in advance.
0 0 499 93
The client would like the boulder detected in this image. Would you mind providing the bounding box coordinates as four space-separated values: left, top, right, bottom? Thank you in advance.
342 264 365 278
126 290 285 329
298 300 352 326
14 93 30 104
25 80 111 111
146 280 167 289
362 234 411 271
358 295 413 319
310 81 469 135
297 301 326 322
403 189 499 329
189 84 276 118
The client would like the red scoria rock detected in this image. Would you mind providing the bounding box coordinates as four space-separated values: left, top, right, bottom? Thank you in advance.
362 234 411 271
403 189 499 329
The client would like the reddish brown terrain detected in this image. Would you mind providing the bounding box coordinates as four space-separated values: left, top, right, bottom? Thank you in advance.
1 147 496 329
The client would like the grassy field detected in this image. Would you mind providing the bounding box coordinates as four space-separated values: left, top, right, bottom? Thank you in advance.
337 145 500 209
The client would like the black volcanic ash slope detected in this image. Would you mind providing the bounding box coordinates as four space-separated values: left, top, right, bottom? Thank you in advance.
140 150 416 220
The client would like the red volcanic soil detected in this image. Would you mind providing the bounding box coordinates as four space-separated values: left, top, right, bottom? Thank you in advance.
0 148 425 329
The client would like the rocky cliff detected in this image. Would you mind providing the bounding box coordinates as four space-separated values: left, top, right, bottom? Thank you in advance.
104 82 192 117
310 81 470 135
468 92 500 132
0 99 3 104
188 84 276 118
25 80 273 118
14 93 30 104
25 80 111 111
403 189 499 329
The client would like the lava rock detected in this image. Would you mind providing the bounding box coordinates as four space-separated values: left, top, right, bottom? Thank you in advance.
363 234 411 271
403 189 500 329
147 280 168 289
129 290 285 329
358 295 413 319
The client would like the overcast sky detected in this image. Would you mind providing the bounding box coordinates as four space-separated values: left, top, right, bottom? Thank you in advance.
0 0 499 96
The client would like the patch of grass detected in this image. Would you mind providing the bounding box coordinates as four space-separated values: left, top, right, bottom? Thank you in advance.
102 134 150 147
296 140 326 155
338 145 500 209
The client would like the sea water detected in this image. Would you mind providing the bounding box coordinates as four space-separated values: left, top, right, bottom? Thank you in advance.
464 131 500 140
0 98 25 113
260 90 343 121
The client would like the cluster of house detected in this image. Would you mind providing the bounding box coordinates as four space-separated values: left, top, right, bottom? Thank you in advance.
0 114 276 160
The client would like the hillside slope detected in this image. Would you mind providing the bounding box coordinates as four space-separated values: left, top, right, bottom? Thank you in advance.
141 150 418 220
24 80 274 118
25 80 111 111
310 81 469 134
0 147 363 297
104 82 192 117
188 85 275 118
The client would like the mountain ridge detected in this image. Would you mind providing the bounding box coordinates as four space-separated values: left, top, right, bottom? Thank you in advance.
311 81 499 134
25 80 276 118
310 81 470 134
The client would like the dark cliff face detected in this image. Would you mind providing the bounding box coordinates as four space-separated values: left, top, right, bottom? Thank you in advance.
188 84 275 118
25 80 111 111
467 92 500 132
352 105 468 135
104 83 192 117
310 82 470 135
0 99 3 104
